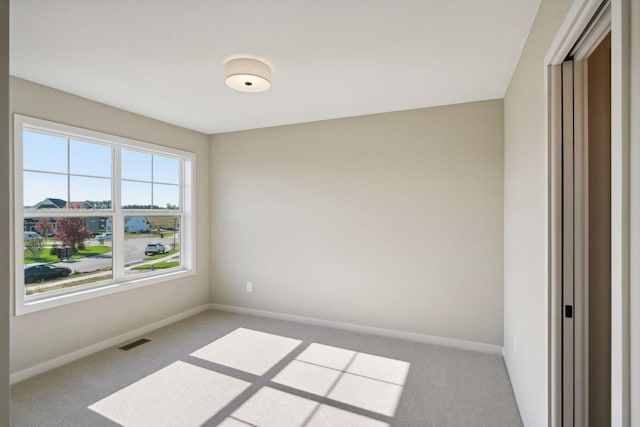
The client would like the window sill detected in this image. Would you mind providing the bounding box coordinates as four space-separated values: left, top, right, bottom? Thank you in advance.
16 269 195 316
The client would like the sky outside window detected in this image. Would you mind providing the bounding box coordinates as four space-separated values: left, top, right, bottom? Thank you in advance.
122 150 151 181
121 149 180 209
23 132 181 209
70 176 111 203
70 139 111 177
23 131 67 173
121 181 152 207
153 184 180 208
23 171 67 206
153 156 179 184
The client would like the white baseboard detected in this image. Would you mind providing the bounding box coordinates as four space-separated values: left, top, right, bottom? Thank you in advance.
11 302 503 385
502 348 528 427
10 303 211 385
210 303 503 354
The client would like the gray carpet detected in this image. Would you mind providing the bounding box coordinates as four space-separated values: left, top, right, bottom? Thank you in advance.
11 309 523 426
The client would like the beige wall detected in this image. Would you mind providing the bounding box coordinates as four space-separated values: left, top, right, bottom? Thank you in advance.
503 0 574 425
0 0 9 421
10 77 211 374
210 100 504 346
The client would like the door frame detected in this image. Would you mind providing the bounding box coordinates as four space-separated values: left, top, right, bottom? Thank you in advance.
559 57 590 427
546 0 631 425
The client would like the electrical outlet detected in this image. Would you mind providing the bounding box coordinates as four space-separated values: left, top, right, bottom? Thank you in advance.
246 282 253 292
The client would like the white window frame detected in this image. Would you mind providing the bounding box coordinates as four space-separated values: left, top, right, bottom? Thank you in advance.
13 114 196 315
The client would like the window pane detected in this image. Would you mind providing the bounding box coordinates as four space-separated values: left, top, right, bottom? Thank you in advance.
122 150 151 181
124 216 180 277
70 176 112 209
153 184 180 210
23 131 68 173
153 155 180 184
23 171 67 209
70 140 111 178
23 216 113 296
122 180 151 208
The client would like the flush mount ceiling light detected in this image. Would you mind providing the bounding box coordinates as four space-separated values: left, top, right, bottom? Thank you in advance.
225 57 271 93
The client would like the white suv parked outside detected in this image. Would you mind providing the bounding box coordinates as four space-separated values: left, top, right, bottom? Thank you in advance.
144 243 166 256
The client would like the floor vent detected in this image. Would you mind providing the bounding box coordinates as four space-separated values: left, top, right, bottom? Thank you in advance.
118 338 151 351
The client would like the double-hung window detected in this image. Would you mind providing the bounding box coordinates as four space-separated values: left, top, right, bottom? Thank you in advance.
14 115 195 315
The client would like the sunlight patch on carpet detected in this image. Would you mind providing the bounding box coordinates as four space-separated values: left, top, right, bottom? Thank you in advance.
191 328 302 375
220 386 389 427
272 343 409 416
89 361 249 427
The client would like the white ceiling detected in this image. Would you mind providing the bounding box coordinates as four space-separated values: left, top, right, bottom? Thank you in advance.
10 0 541 134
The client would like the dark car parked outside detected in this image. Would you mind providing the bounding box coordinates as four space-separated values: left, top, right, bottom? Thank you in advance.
24 263 72 284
